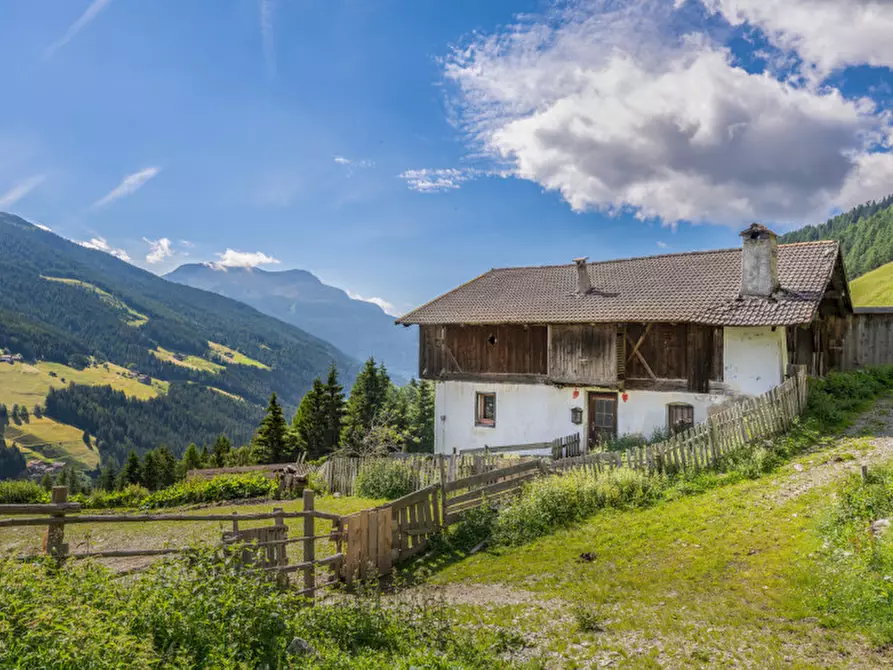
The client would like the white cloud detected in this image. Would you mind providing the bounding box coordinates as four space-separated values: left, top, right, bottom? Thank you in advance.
144 237 173 264
92 167 160 208
259 0 276 79
347 290 398 316
45 0 114 59
698 0 893 75
334 156 351 165
77 237 131 262
0 174 46 208
334 156 376 177
212 249 280 269
656 241 668 248
399 168 480 193
443 0 893 227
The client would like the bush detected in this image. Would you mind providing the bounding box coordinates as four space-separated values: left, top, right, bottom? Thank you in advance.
355 459 413 500
0 479 48 504
0 553 522 668
73 484 150 509
492 468 662 546
442 503 498 553
141 474 278 509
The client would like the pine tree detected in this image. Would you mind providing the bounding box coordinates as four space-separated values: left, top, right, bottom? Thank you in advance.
118 450 142 489
154 445 177 489
341 357 392 451
98 460 118 491
407 379 435 453
211 435 232 467
178 443 204 479
19 406 29 424
322 363 345 453
142 450 160 490
254 393 293 463
292 378 328 458
0 404 7 426
32 404 43 419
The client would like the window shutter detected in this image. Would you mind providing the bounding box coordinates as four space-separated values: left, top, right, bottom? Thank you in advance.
616 326 626 380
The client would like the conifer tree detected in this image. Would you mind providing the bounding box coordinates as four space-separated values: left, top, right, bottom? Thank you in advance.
254 393 293 463
141 450 160 490
118 450 142 489
341 357 391 451
292 378 327 458
407 379 435 453
154 445 177 489
211 434 232 467
178 443 204 479
322 363 345 453
98 460 118 491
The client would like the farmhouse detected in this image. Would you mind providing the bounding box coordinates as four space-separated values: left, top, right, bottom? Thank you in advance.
397 225 852 454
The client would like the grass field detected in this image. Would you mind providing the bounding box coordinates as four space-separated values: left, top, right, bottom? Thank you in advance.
0 494 378 571
150 347 224 374
4 417 100 470
0 361 166 408
850 261 893 306
209 341 271 369
41 275 149 327
208 386 244 402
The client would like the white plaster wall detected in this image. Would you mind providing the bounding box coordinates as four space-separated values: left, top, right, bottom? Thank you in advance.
434 381 729 454
723 326 787 396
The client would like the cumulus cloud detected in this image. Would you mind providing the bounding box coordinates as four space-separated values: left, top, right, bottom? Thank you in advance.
0 174 46 208
212 249 280 269
697 0 893 75
77 237 131 262
144 237 173 264
443 0 893 227
92 167 160 208
347 290 398 316
45 0 114 59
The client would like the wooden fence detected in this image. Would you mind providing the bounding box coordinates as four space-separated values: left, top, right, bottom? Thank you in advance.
553 366 809 476
2 488 343 600
440 460 545 525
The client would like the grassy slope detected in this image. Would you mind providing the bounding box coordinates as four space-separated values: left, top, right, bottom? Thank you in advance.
850 261 893 306
422 435 892 667
150 346 224 374
209 341 271 369
0 361 166 469
41 276 149 327
4 417 100 470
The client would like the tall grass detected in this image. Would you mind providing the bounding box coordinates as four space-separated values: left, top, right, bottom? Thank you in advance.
355 460 414 500
810 463 893 644
0 553 526 668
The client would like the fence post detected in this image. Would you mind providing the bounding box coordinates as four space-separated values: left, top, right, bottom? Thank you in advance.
303 489 315 599
438 456 448 527
44 486 69 564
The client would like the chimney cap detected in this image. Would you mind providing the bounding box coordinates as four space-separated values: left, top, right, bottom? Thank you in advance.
572 256 589 266
739 223 777 240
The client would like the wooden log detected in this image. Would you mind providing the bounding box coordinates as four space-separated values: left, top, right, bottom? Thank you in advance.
302 490 315 597
0 503 82 515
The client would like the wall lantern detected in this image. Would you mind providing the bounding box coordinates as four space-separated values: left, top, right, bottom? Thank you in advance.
570 406 584 425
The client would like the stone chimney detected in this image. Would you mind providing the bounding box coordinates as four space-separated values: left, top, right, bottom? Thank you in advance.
573 257 591 295
739 223 779 298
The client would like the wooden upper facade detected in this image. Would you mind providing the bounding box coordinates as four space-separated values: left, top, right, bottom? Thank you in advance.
418 322 723 393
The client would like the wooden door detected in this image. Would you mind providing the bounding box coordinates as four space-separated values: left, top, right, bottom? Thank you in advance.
588 392 617 449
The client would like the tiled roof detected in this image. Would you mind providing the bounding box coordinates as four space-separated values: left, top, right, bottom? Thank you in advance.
397 241 841 327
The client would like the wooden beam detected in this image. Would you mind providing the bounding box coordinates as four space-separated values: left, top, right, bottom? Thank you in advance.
626 329 657 381
625 323 653 364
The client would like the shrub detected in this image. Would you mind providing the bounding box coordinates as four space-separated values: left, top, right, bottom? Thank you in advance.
0 479 48 504
141 474 278 509
0 553 521 668
355 459 413 500
73 484 150 509
443 503 498 553
492 468 662 546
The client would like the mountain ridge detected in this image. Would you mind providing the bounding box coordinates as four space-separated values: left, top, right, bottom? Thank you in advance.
166 262 417 379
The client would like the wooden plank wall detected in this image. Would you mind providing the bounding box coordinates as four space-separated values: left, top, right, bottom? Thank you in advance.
548 324 617 385
840 312 893 370
418 324 547 378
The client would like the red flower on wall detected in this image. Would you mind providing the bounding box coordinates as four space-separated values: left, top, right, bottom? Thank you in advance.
621 392 629 402
572 389 580 399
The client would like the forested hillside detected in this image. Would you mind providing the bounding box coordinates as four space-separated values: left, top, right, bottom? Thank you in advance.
779 194 893 278
0 212 358 464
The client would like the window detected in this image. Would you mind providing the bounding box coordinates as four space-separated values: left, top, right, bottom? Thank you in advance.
475 392 496 427
667 403 694 434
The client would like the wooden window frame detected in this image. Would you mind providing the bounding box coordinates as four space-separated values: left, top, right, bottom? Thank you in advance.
475 392 496 427
667 402 694 434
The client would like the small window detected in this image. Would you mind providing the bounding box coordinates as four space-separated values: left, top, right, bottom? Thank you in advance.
475 392 496 427
668 403 694 434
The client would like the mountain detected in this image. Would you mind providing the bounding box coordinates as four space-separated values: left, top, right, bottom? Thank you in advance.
0 212 358 465
779 194 893 279
166 263 417 379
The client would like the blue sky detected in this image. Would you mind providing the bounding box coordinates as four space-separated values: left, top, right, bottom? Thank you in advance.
1 0 892 316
